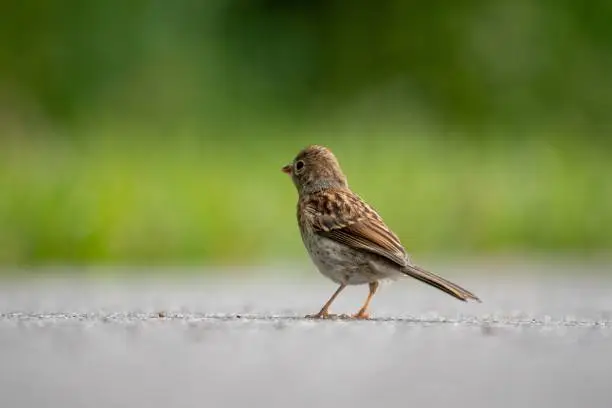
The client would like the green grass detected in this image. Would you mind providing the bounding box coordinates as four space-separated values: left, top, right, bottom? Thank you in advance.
1 124 611 266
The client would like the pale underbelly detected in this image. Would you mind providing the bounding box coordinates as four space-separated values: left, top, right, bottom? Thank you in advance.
303 234 404 285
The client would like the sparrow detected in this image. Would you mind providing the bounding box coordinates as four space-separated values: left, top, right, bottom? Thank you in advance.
282 145 480 319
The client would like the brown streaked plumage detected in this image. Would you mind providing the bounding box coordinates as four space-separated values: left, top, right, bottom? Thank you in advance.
282 144 481 319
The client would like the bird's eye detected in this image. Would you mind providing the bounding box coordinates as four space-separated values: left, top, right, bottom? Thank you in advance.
295 160 305 173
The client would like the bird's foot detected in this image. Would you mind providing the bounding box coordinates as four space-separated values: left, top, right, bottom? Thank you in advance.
305 312 351 320
352 310 370 320
305 311 330 319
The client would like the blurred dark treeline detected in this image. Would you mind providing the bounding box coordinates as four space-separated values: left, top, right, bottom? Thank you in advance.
1 0 611 134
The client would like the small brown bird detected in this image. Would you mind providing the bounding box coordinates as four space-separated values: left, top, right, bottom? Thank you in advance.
282 145 480 319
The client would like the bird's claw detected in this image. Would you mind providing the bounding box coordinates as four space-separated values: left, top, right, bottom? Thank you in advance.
305 311 328 319
352 311 371 320
306 312 363 320
305 312 353 320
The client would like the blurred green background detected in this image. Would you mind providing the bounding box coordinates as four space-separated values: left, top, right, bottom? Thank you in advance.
1 1 611 267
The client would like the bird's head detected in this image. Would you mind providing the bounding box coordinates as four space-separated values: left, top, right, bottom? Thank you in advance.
282 145 348 195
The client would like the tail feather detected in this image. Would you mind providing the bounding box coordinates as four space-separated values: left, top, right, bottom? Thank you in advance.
402 264 481 302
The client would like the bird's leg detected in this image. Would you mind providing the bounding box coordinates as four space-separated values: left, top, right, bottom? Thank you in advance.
353 281 379 319
306 284 346 319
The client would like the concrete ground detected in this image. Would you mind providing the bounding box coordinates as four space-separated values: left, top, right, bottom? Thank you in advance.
1 263 611 408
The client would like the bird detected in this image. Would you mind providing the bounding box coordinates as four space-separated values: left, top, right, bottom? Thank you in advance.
282 145 481 319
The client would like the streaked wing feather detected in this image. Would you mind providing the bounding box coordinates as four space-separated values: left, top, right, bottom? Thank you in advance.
303 190 408 267
321 223 408 266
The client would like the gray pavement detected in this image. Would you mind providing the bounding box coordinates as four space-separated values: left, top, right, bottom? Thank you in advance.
1 265 611 408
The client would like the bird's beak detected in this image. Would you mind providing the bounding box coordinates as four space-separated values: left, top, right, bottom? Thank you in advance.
282 164 292 174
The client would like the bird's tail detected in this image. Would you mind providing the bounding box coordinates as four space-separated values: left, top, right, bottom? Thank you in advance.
401 264 481 302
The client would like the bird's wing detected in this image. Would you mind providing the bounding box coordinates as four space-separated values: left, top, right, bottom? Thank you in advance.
300 189 408 267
